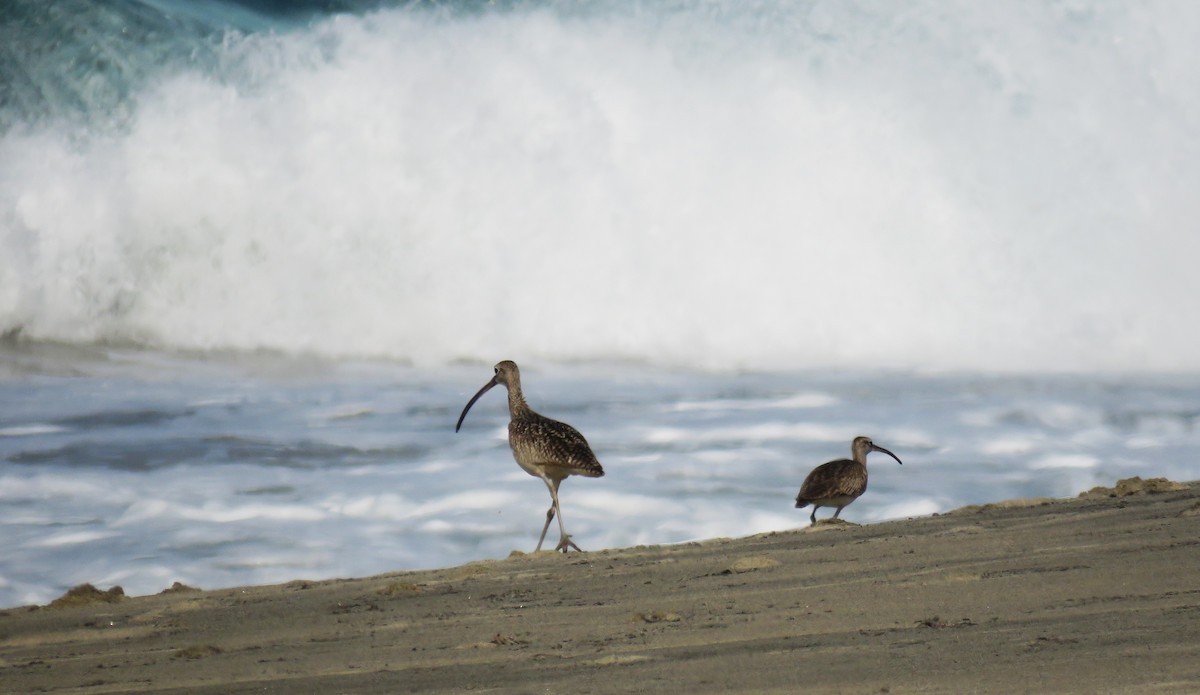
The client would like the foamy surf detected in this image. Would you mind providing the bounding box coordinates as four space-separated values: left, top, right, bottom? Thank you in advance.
2 349 1198 607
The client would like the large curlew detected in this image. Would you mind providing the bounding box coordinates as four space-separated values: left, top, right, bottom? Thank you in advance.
795 436 902 524
455 360 604 552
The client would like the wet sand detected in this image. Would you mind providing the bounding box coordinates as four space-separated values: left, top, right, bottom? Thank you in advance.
3 479 1199 694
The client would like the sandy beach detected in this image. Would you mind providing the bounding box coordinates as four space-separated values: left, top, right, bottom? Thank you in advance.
2 478 1199 694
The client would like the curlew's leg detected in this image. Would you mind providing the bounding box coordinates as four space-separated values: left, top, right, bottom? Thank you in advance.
534 478 581 553
543 477 581 553
535 504 555 552
832 506 844 520
809 507 818 525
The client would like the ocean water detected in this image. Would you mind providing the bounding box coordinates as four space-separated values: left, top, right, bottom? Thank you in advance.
3 345 1198 609
2 0 1199 607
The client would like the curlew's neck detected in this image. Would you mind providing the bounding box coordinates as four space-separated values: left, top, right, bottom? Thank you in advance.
852 444 872 466
504 381 532 420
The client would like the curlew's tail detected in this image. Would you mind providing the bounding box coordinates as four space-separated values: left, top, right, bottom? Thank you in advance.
794 497 809 509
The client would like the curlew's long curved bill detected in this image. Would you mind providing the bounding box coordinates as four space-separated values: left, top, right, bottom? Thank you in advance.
871 443 903 465
455 377 498 432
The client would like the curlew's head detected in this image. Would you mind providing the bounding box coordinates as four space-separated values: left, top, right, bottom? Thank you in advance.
852 436 903 466
455 360 521 432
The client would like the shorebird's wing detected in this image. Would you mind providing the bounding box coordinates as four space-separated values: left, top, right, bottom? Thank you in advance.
797 459 865 503
510 416 605 478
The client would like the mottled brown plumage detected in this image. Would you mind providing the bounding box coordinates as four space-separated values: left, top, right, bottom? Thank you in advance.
456 360 604 552
795 436 902 525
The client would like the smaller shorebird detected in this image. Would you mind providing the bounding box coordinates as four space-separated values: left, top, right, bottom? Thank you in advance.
795 436 902 525
455 360 604 552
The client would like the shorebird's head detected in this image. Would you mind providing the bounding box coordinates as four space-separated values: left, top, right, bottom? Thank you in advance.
491 360 520 388
455 360 521 432
853 436 903 465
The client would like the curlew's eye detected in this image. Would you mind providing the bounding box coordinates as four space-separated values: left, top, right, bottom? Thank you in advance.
494 367 500 374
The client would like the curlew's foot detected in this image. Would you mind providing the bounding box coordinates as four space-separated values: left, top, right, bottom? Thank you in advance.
555 535 583 553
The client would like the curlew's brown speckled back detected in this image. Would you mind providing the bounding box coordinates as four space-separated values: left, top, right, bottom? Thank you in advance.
795 457 869 508
509 413 605 482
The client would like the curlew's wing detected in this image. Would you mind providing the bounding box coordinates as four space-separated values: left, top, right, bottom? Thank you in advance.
510 415 605 478
795 458 866 505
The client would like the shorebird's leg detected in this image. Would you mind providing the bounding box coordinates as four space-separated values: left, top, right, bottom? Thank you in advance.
810 507 818 525
535 503 555 552
544 479 582 552
832 506 844 520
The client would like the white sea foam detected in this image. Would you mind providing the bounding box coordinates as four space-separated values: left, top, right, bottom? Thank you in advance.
671 393 838 412
980 438 1039 456
26 530 120 548
0 425 68 437
0 473 135 506
2 2 1199 372
112 499 173 525
1029 454 1101 470
1125 437 1165 450
181 503 329 524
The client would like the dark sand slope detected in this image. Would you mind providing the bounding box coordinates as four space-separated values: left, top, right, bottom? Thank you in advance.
3 480 1199 694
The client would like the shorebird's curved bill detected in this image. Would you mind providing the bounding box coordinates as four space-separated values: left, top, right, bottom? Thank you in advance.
872 443 903 465
455 377 498 432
